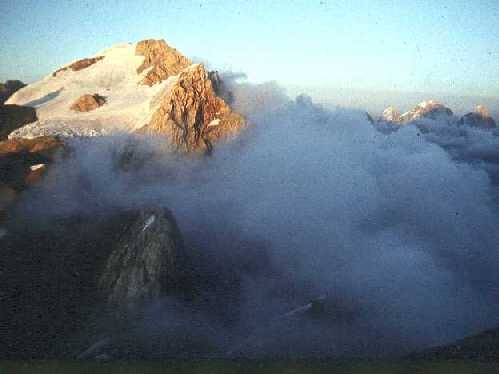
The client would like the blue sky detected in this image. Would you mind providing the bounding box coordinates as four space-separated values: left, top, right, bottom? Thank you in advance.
1 0 498 110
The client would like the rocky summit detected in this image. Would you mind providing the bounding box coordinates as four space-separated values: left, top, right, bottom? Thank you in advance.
399 100 453 123
135 39 192 86
5 39 245 151
458 105 497 129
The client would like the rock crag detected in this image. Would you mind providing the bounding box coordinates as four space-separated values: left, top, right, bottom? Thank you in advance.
135 39 192 86
70 94 106 112
141 64 245 152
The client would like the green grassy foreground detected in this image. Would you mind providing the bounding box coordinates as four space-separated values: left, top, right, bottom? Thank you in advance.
2 360 499 374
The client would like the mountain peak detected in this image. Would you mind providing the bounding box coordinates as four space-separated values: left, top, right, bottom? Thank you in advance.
458 105 496 129
476 104 492 118
5 39 246 150
399 100 453 122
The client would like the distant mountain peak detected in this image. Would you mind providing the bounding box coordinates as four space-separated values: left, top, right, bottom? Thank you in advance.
399 100 453 122
476 104 492 118
458 105 496 129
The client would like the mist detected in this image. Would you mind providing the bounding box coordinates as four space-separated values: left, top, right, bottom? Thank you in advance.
11 78 499 358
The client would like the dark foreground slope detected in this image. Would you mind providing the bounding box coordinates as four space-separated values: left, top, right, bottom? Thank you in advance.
411 326 499 362
2 359 499 374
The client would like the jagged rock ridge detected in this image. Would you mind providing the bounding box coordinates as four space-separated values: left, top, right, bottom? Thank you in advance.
52 56 105 77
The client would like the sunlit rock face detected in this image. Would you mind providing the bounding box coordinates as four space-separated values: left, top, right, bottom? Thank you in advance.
135 39 192 86
399 100 454 123
99 208 181 313
140 64 246 152
70 94 106 112
459 105 497 129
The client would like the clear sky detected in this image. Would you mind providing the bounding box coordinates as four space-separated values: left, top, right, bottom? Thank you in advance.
1 0 498 110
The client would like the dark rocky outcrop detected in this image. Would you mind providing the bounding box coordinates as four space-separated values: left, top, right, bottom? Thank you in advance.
0 104 37 140
458 105 496 129
99 208 181 313
0 80 26 104
140 64 246 152
0 136 64 222
0 206 182 359
70 94 106 112
135 39 192 86
208 70 235 105
411 326 499 361
52 56 105 77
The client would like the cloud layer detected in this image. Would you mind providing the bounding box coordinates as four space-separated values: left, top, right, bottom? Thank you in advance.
12 82 499 358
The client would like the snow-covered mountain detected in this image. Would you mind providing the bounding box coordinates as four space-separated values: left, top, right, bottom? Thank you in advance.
6 39 245 151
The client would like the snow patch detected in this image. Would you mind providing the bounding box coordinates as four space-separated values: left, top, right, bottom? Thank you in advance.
208 119 220 127
30 164 46 171
142 215 156 232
